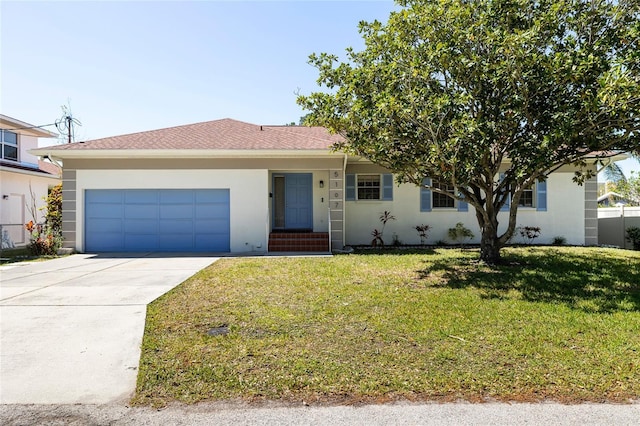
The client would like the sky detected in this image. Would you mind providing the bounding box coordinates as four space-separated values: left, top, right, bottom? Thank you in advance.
1 0 637 175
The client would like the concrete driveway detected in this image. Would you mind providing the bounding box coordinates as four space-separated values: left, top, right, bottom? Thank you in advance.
0 253 219 404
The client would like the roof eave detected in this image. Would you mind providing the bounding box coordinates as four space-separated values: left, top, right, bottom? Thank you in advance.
29 148 344 159
0 115 58 138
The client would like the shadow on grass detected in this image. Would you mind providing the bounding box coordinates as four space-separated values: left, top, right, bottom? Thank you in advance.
417 248 640 313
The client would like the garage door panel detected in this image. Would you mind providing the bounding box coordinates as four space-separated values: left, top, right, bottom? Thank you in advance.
85 189 230 252
196 204 229 218
125 205 158 219
86 190 123 203
86 204 123 219
125 234 159 251
125 190 158 204
196 190 229 203
160 205 193 219
160 219 194 233
161 191 194 203
90 218 123 233
195 234 228 251
159 234 195 251
86 233 123 250
124 219 157 233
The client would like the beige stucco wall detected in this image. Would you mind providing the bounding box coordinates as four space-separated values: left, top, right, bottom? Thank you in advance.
18 135 41 167
344 171 587 246
0 170 59 247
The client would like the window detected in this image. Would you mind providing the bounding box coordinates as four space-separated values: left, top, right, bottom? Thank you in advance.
518 186 534 207
357 175 380 200
1 130 18 161
346 174 393 201
499 176 547 212
432 181 455 208
420 177 468 212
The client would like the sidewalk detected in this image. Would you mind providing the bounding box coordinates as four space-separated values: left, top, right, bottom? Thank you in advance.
1 401 639 425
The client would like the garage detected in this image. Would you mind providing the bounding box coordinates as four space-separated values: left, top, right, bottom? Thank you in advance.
85 189 230 252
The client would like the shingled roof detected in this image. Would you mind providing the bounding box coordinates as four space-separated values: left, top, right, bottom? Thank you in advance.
41 118 343 151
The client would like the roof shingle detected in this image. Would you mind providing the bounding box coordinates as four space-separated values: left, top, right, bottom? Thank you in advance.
43 118 343 151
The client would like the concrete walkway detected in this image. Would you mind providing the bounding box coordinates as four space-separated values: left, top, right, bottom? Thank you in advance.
0 253 219 404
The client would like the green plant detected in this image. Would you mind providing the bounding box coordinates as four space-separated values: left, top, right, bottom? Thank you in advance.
447 223 474 247
298 0 640 264
45 184 63 240
414 224 432 245
552 236 567 246
626 227 640 250
392 233 402 247
25 221 57 255
24 183 63 256
371 229 384 247
370 211 396 247
518 226 542 245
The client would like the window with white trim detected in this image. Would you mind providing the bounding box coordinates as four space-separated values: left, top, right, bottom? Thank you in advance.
420 177 468 212
518 185 534 207
357 174 380 200
1 130 18 161
346 173 393 201
432 181 455 208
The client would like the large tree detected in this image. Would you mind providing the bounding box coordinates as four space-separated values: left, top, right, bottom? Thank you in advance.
298 0 640 263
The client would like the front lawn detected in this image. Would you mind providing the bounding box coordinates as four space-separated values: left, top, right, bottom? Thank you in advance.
133 247 640 406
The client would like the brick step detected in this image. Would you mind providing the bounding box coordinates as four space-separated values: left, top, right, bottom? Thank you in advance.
268 232 330 252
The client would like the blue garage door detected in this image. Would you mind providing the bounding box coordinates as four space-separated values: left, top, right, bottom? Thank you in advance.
85 189 230 252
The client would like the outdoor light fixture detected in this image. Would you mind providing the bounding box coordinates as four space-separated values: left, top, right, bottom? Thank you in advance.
319 180 324 188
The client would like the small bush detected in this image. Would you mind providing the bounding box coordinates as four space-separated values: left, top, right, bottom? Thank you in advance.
626 227 640 250
447 222 474 246
518 226 542 244
414 224 431 245
552 236 567 246
370 211 396 247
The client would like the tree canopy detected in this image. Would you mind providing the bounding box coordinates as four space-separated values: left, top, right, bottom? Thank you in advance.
298 0 640 263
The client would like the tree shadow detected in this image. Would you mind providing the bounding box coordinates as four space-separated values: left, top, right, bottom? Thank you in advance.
417 248 640 313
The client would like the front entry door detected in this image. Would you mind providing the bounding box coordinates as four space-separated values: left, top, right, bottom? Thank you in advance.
273 173 313 230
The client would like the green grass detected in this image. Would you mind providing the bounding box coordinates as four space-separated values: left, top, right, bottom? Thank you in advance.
0 247 61 265
133 247 640 406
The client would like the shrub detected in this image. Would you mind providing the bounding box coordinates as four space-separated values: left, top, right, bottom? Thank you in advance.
518 226 542 245
414 224 431 245
370 211 396 247
552 236 567 246
626 227 640 250
447 223 474 246
24 183 63 256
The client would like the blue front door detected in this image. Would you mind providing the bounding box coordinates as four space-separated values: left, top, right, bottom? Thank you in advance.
280 173 313 230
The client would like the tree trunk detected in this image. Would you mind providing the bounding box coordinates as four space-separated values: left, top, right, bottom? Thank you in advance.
479 224 502 264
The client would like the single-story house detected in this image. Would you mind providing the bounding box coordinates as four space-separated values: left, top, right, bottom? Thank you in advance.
31 118 600 253
597 191 638 207
1 115 60 249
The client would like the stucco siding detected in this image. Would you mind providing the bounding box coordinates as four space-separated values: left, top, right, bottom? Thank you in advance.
344 172 586 246
75 169 268 253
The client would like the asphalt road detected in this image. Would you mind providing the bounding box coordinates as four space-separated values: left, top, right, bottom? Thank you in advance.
1 401 639 425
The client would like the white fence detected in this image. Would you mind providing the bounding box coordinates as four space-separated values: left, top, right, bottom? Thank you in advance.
598 206 640 249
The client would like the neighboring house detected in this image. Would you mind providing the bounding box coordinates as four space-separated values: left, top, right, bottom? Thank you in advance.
1 115 59 249
31 118 600 253
597 192 636 207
